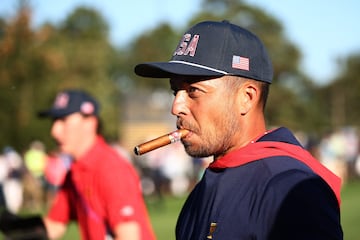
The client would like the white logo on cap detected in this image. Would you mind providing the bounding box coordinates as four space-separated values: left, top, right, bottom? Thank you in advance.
174 34 199 57
54 93 69 109
80 102 95 115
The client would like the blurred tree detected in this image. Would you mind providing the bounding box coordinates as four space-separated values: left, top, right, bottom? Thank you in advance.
317 53 360 130
123 23 181 90
48 7 121 142
0 2 45 151
61 7 108 39
0 3 121 151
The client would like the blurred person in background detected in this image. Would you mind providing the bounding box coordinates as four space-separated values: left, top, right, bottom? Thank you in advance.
0 155 8 211
142 143 170 202
24 141 47 183
0 89 155 240
23 140 47 210
2 147 24 214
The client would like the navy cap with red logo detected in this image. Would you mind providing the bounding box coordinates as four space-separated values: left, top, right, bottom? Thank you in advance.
39 90 99 118
134 20 273 83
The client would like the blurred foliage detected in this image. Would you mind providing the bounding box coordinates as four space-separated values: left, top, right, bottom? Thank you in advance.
0 0 359 152
124 23 181 89
316 54 360 130
0 2 120 152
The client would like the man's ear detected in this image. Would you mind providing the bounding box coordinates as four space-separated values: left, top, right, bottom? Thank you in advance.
237 82 260 115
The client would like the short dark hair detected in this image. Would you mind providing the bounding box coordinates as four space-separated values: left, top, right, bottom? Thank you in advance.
259 81 270 110
224 76 270 111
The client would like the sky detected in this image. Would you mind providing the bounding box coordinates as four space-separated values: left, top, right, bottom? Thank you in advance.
1 0 359 85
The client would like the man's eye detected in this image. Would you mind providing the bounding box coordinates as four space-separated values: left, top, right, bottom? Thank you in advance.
188 87 198 93
187 87 202 97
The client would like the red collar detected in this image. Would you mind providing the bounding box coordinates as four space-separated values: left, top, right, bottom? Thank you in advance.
209 141 342 205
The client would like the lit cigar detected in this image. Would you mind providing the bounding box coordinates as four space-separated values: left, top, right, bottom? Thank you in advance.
134 129 189 155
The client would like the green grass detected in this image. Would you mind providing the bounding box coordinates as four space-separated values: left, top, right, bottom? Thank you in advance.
1 180 360 239
56 196 187 239
340 179 360 240
147 196 187 239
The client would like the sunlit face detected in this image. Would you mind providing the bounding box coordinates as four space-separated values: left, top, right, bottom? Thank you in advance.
170 76 241 158
50 112 90 158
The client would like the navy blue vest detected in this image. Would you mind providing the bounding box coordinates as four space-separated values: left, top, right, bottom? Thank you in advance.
175 127 342 240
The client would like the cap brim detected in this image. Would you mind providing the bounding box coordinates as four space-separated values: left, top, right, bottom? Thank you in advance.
38 109 73 119
135 61 226 78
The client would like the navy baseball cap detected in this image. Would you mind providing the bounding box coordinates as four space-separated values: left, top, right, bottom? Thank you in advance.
39 89 99 118
135 20 273 83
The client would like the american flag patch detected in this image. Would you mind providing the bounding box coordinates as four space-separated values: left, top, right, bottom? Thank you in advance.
232 55 249 71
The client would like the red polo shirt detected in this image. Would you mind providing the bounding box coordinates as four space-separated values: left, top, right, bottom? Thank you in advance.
47 136 155 240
